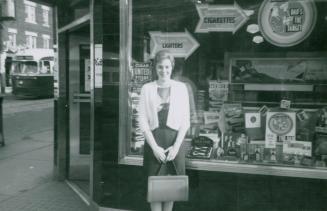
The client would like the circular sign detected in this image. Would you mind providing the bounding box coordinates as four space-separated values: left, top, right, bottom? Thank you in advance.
258 0 317 47
268 113 293 136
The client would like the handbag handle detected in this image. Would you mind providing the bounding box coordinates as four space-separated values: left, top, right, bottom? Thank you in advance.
156 161 179 175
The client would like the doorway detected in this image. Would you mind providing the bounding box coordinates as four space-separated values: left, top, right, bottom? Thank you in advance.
67 29 91 195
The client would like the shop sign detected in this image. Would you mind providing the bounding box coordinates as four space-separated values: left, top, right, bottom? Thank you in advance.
94 44 103 88
265 112 296 148
131 62 152 84
195 3 249 33
258 0 317 47
149 31 199 59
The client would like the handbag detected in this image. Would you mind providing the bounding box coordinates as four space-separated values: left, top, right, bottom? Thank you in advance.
147 161 189 202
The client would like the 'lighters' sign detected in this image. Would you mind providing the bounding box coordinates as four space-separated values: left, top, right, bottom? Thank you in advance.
149 31 199 59
195 3 249 33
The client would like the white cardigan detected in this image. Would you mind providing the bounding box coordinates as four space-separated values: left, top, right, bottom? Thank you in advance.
138 80 190 132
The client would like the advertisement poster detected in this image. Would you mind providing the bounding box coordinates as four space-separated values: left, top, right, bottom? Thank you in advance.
209 80 229 102
245 112 265 140
53 49 59 99
231 58 327 84
94 44 103 88
258 0 317 47
84 59 91 92
129 62 153 154
265 112 296 148
245 113 261 128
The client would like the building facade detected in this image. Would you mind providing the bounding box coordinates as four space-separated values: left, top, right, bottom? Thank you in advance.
31 0 327 211
0 0 53 92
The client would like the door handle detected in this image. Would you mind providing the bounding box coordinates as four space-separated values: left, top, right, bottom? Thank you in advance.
73 92 91 103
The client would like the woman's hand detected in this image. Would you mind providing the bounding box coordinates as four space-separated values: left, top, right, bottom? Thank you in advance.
165 145 179 161
152 145 167 163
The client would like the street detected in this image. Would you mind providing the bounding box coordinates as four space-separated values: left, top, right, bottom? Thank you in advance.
0 97 54 198
3 97 53 146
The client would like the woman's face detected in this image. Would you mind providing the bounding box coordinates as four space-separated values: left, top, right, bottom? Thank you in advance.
156 58 173 81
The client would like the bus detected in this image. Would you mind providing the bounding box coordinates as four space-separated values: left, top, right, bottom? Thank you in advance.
11 49 54 98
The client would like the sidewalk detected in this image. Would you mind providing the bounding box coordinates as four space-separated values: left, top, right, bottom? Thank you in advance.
0 96 90 211
0 181 89 211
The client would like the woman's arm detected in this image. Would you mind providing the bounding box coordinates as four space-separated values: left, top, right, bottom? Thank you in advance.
166 84 190 161
166 127 188 161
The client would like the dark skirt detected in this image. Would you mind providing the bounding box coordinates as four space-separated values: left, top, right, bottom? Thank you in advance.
143 126 185 176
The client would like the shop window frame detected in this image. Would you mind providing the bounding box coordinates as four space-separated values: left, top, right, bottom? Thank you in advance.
117 0 327 179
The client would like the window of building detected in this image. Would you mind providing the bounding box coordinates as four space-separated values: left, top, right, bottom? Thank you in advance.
6 0 15 17
25 31 37 48
8 28 17 49
42 5 50 27
24 0 36 24
42 34 50 48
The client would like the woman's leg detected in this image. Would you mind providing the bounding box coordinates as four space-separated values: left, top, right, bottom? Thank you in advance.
163 201 174 211
150 202 162 211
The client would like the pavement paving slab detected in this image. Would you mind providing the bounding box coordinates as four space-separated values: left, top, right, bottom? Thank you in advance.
0 181 89 211
0 130 52 160
0 149 53 196
0 194 11 203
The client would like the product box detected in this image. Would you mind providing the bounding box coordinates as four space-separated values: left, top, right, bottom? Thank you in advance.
314 133 327 156
187 136 214 159
220 103 244 133
247 141 265 162
296 110 317 142
282 140 312 165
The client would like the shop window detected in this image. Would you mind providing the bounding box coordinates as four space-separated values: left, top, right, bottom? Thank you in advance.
24 0 36 24
119 0 327 177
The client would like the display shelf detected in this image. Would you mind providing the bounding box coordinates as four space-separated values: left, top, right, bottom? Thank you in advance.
186 159 327 179
243 84 314 92
229 100 327 107
119 156 327 179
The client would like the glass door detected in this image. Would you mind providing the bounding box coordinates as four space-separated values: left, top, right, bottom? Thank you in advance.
67 28 91 195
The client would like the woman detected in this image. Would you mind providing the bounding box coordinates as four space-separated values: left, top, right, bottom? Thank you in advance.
138 50 190 211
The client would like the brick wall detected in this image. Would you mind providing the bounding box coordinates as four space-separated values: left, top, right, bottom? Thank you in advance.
2 0 54 50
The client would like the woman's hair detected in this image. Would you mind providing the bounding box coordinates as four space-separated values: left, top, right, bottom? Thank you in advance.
154 50 175 69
